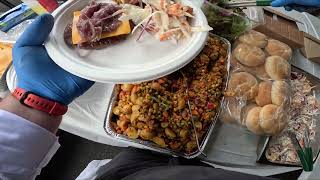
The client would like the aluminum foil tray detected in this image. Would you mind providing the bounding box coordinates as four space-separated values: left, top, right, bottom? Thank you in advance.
103 34 231 159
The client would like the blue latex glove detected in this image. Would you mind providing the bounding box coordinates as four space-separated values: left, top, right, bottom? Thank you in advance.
271 0 320 7
13 14 94 105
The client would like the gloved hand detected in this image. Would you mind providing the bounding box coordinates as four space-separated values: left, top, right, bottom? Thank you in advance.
271 0 320 7
13 14 94 105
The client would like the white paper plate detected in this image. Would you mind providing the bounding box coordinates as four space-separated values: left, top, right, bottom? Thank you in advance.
45 0 209 83
6 65 16 92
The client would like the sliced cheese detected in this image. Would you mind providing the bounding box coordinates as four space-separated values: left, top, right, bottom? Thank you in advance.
72 11 82 44
72 11 131 44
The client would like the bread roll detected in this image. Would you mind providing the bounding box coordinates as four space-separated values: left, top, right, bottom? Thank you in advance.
265 39 292 60
271 81 289 106
259 104 285 135
241 103 258 125
254 64 269 79
246 107 264 135
235 63 269 80
255 81 272 106
234 43 266 67
239 30 268 48
274 119 287 135
220 97 242 124
265 56 290 80
272 107 287 135
228 72 259 100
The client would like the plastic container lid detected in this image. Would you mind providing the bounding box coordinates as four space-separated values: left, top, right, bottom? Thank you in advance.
44 0 209 83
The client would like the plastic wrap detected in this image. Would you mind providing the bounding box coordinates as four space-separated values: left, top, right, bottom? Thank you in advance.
243 7 265 25
0 4 36 32
0 19 34 44
266 68 320 165
201 2 263 41
220 30 292 136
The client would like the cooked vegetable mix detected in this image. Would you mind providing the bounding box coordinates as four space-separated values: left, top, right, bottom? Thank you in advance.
111 36 228 153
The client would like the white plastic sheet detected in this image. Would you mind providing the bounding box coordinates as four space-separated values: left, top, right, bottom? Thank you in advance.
6 65 301 176
202 123 301 176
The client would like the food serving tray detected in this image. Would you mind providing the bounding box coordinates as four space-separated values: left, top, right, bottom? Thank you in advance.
264 66 320 166
103 34 231 159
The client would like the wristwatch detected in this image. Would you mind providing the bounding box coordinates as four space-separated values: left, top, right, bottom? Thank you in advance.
12 88 68 116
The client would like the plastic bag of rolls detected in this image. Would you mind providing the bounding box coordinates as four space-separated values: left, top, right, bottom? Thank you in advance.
220 30 292 136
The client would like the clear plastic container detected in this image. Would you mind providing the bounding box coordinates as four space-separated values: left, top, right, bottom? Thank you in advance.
220 30 293 137
201 2 263 41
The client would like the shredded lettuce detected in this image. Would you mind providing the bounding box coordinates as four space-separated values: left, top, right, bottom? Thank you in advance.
120 0 212 42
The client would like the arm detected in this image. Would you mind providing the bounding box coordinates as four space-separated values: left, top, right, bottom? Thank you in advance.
0 101 61 180
0 95 61 133
0 14 94 180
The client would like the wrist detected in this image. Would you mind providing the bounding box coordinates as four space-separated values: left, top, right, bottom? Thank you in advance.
0 95 62 133
18 83 71 105
13 88 68 116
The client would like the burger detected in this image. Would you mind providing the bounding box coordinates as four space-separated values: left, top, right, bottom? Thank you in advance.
64 1 132 49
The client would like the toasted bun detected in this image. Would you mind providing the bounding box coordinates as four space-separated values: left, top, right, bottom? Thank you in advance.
255 81 272 106
259 104 285 135
271 81 289 106
265 39 292 60
228 72 258 100
234 43 266 67
239 30 268 48
265 56 290 80
220 97 242 124
246 107 264 135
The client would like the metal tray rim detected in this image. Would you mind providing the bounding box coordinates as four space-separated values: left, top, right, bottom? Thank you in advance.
264 66 320 166
103 34 232 159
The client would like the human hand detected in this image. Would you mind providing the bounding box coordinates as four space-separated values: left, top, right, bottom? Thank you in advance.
13 14 94 105
271 0 320 7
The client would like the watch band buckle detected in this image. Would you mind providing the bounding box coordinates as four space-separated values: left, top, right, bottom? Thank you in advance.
19 91 33 108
